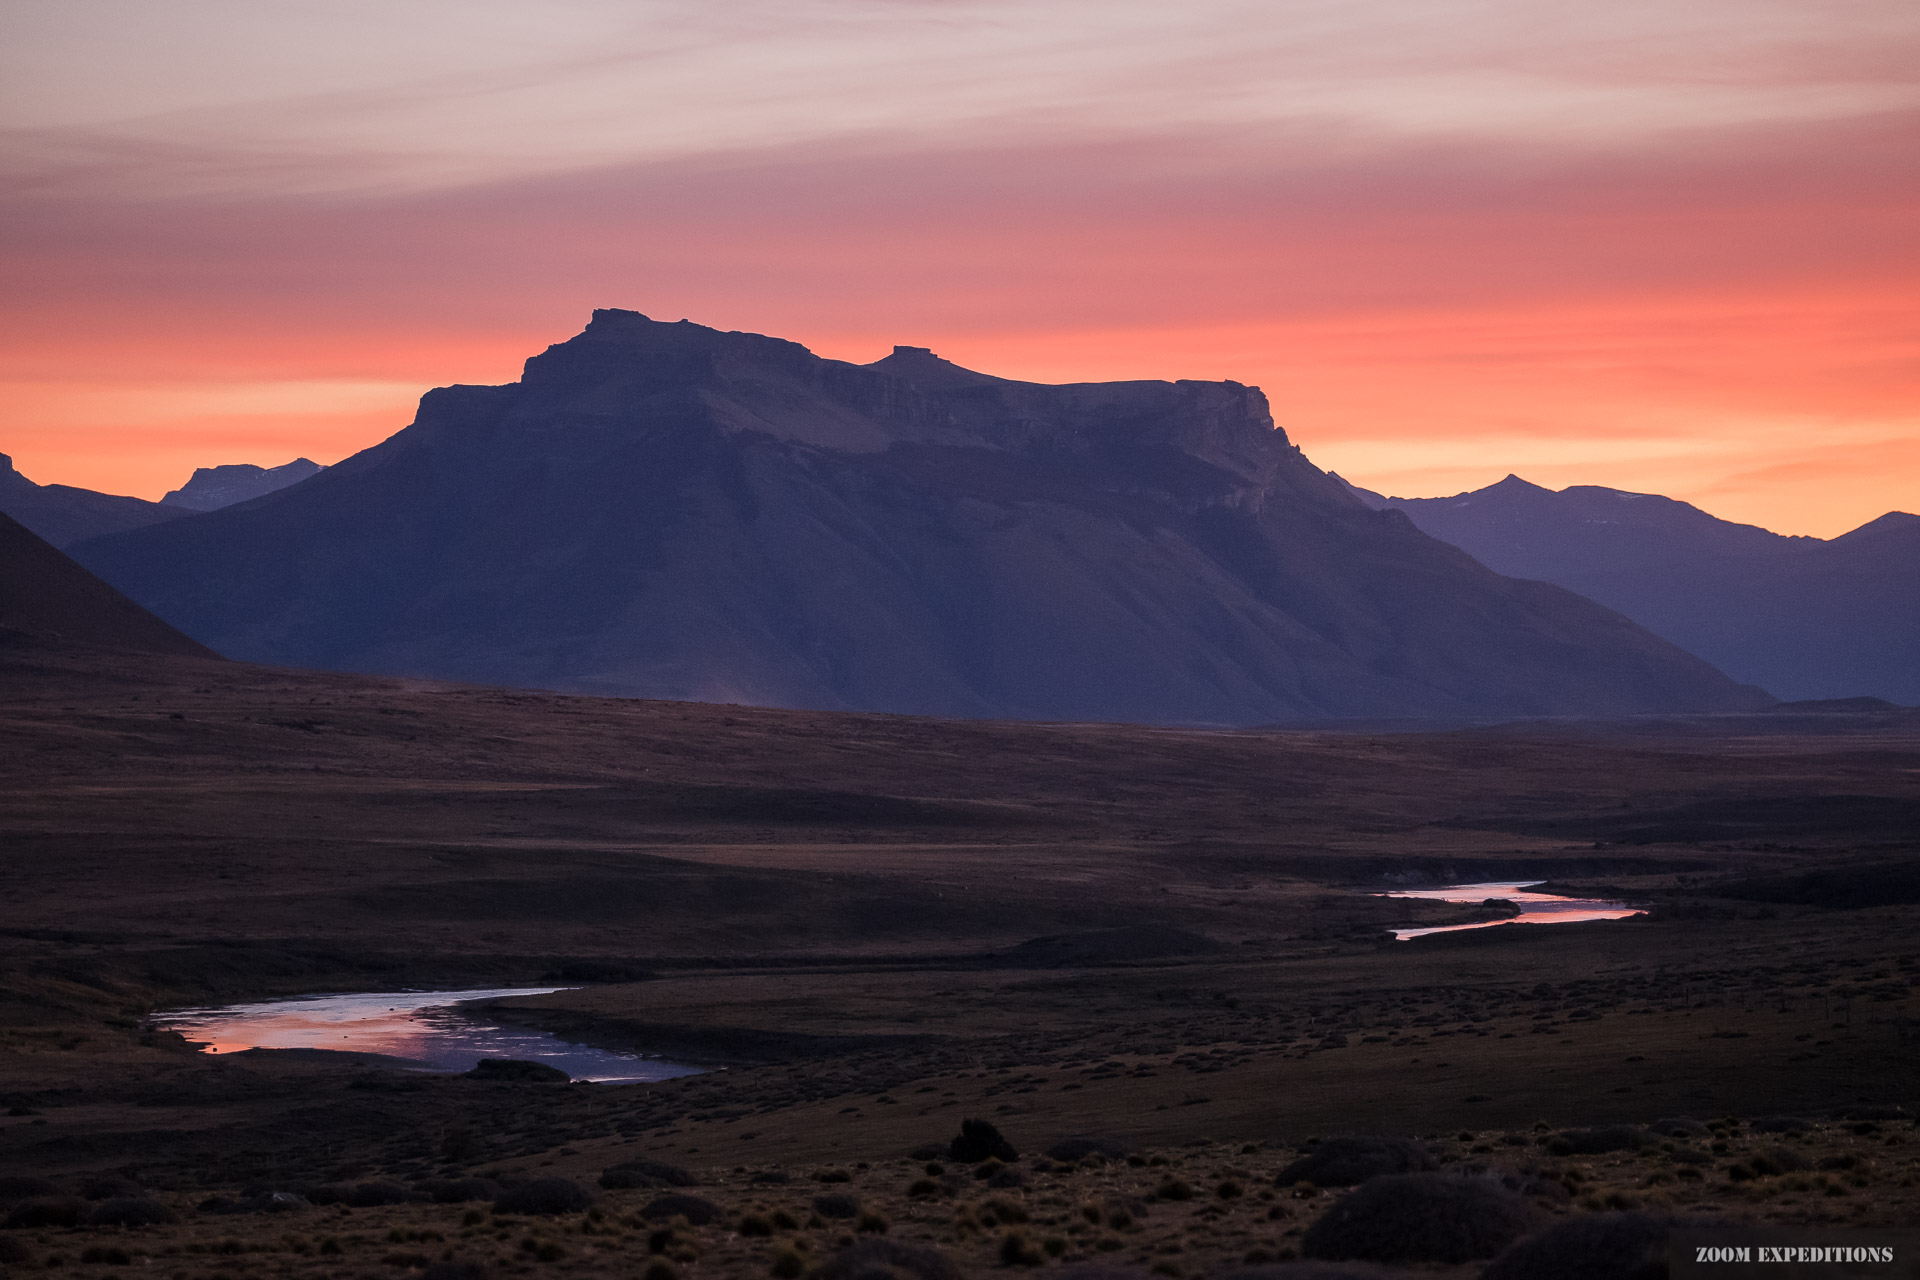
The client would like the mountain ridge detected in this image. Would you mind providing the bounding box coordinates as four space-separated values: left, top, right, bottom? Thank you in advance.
1348 474 1918 704
71 310 1771 724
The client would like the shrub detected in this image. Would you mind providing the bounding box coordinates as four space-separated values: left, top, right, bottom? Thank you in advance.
815 1237 963 1280
641 1261 678 1280
3 1196 89 1229
1748 1147 1811 1177
1047 1136 1133 1163
422 1177 502 1203
1480 1211 1671 1280
948 1119 1017 1164
812 1193 862 1220
738 1212 775 1237
1749 1115 1815 1134
79 1245 134 1265
1274 1136 1437 1188
344 1180 412 1207
89 1197 179 1227
600 1159 694 1190
770 1246 806 1278
494 1178 594 1216
78 1176 144 1201
638 1194 720 1225
420 1263 489 1280
1155 1178 1193 1202
0 1237 31 1266
1650 1116 1710 1139
0 1177 58 1204
1301 1173 1534 1265
1550 1126 1645 1156
988 1166 1027 1189
979 1196 1028 1225
856 1210 889 1234
1000 1230 1047 1266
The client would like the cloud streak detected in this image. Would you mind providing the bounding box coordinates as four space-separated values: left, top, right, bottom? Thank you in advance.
0 0 1915 533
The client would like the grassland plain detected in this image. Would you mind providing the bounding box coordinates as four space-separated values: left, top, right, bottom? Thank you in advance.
0 640 1916 1277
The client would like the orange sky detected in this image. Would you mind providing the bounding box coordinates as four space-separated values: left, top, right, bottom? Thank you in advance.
3 1 1916 536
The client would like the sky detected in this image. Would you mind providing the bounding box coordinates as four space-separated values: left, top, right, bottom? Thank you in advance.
2 0 1916 536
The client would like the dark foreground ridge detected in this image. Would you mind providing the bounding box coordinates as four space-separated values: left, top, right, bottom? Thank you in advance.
0 511 217 659
74 310 1768 724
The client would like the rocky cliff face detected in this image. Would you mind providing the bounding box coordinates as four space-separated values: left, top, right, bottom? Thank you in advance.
72 311 1770 722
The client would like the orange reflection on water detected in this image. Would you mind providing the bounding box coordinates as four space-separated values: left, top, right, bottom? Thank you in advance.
1377 880 1643 941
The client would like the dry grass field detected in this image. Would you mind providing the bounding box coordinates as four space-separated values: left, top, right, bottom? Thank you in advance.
1 640 1916 1276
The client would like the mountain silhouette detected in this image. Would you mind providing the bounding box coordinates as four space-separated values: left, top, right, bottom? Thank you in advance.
0 510 218 658
71 311 1770 723
1349 474 1919 704
161 458 326 512
0 452 185 549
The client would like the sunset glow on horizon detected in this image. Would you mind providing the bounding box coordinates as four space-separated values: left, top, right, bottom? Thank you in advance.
3 0 1916 536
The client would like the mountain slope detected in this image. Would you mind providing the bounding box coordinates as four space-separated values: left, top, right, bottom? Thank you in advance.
71 311 1769 723
0 510 219 658
0 452 187 548
162 458 326 511
1367 475 1920 704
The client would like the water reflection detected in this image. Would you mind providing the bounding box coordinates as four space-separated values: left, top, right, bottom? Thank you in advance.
155 988 701 1083
1377 880 1642 941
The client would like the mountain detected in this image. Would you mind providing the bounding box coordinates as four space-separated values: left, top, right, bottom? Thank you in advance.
70 310 1770 724
0 452 187 548
1356 474 1920 704
0 510 219 658
161 458 326 512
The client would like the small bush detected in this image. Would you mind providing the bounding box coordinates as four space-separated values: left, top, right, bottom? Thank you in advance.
1217 1180 1244 1200
3 1196 88 1229
1274 1136 1436 1188
856 1210 890 1234
79 1245 134 1265
815 1237 963 1279
770 1246 807 1278
812 1193 862 1220
988 1166 1027 1189
1155 1179 1193 1202
1749 1115 1815 1134
600 1158 695 1190
949 1118 1017 1164
0 1238 31 1266
1000 1230 1047 1266
1301 1173 1534 1265
420 1262 489 1280
1047 1136 1133 1163
344 1180 412 1207
1650 1116 1710 1139
494 1178 594 1216
638 1194 720 1225
1551 1126 1645 1156
78 1176 144 1201
641 1261 677 1280
420 1176 498 1203
1481 1211 1671 1280
0 1177 58 1204
89 1197 178 1227
738 1212 775 1237
979 1196 1028 1225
